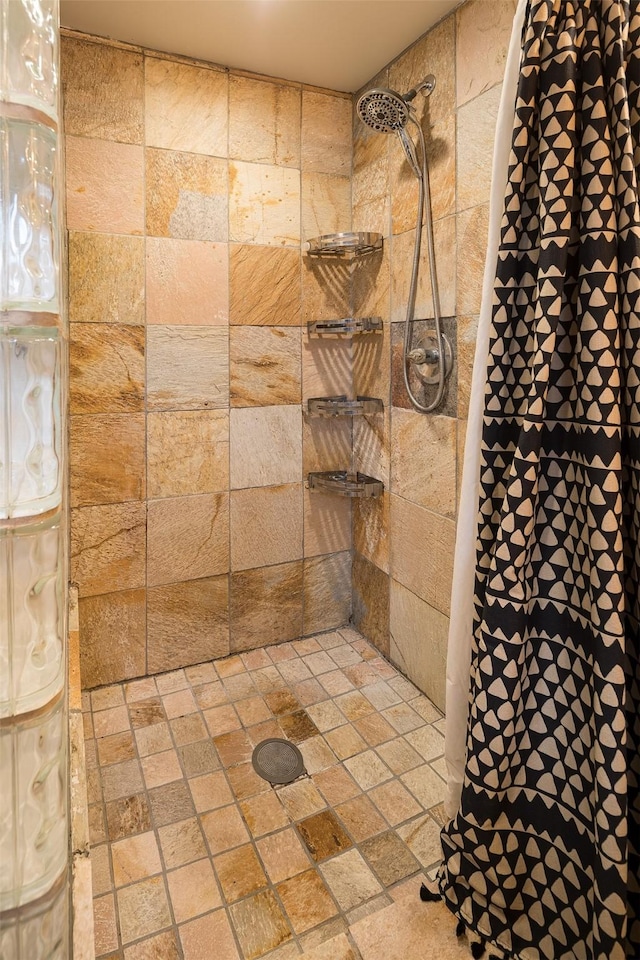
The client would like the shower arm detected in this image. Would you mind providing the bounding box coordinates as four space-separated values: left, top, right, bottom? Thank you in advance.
402 114 447 413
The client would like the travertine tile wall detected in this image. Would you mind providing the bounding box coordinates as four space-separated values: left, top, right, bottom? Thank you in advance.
350 0 517 711
62 33 355 688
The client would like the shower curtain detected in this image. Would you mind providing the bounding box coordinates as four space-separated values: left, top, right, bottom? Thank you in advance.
439 1 640 958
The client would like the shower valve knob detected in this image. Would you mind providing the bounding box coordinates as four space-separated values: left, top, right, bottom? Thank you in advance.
407 347 438 365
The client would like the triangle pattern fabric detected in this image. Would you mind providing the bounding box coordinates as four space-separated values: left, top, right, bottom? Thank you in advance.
438 2 640 957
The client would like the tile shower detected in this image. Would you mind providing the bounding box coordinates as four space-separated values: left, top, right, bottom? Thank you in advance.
56 0 517 956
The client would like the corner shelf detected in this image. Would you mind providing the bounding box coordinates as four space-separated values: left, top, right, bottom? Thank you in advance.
308 471 384 499
306 232 383 259
307 396 384 418
307 317 383 337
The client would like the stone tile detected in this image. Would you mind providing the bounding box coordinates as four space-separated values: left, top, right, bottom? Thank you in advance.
257 827 311 884
343 662 381 690
390 316 458 419
92 685 125 710
397 814 442 868
391 411 457 520
299 919 348 955
68 232 144 324
343 751 392 791
389 496 455 617
148 781 195 828
279 710 320 744
277 779 326 821
268 643 298 663
93 704 129 739
70 323 144 415
167 858 221 924
125 677 158 703
300 90 350 175
203 704 241 737
299 736 337 775
297 810 352 862
240 791 289 837
334 794 386 843
405 726 445 762
456 203 489 316
323 725 367 761
66 136 144 235
88 803 107 845
147 325 229 411
124 930 180 960
351 896 470 960
382 703 423 734
247 718 284 745
158 816 207 870
146 237 228 327
179 740 220 778
147 410 229 499
145 57 227 155
93 893 118 956
305 700 346 733
294 678 327 707
312 765 360 806
194 681 229 710
352 553 390 657
70 413 145 507
369 780 423 827
302 334 353 403
278 659 312 685
230 405 302 489
146 147 227 241
180 908 240 960
170 713 207 746
106 793 151 842
96 730 136 767
303 553 352 636
128 697 165 729
361 681 401 712
242 648 273 669
390 581 449 713
456 82 502 212
213 729 253 767
160 689 197 719
231 483 303 570
224 673 259 702
189 770 234 814
147 576 229 673
376 738 424 776
319 671 354 697
457 316 478 420
265 690 300 716
117 876 171 944
277 870 337 934
230 244 301 326
235 696 272 726
229 160 300 246
302 933 359 960
226 763 270 801
184 662 218 685
231 561 304 651
90 842 112 896
319 848 383 912
303 489 351 560
230 326 301 407
229 75 300 166
301 172 351 241
215 843 268 902
141 749 183 789
156 670 189 693
229 890 292 960
335 691 373 722
456 0 516 106
360 830 420 887
216 656 246 678
135 722 173 757
302 417 352 478
111 831 162 887
400 764 446 810
201 803 249 853
147 493 228 586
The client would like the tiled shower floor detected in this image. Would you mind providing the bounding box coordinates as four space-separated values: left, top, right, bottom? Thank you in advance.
84 626 455 960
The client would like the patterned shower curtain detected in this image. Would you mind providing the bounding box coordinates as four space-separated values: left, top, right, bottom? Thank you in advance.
437 2 640 958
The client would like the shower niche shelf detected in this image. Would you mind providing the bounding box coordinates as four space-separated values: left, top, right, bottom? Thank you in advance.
306 232 383 259
307 396 384 417
307 317 383 337
308 471 384 499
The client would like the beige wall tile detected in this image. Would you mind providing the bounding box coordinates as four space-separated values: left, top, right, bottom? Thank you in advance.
352 245 390 325
302 418 352 475
456 203 489 316
229 75 300 166
457 315 478 420
146 238 228 326
302 173 351 243
231 484 303 570
230 561 304 651
456 0 517 107
390 579 448 712
230 244 301 326
302 336 354 402
61 37 144 143
68 232 144 324
352 323 390 406
456 83 502 212
147 494 229 586
229 161 300 246
79 589 146 688
230 327 301 406
145 57 228 156
66 136 144 235
390 408 457 517
70 414 145 507
353 493 389 574
302 257 351 326
390 217 456 323
230 406 302 488
389 494 455 616
301 91 351 176
71 502 146 598
303 553 351 635
147 326 229 411
303 488 351 558
352 158 390 237
353 414 389 487
69 323 144 414
147 411 229 498
352 553 389 656
147 577 230 673
146 148 228 241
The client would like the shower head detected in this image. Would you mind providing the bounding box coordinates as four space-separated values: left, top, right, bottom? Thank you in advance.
356 75 436 134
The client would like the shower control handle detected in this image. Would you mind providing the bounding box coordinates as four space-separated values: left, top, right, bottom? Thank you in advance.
407 347 439 365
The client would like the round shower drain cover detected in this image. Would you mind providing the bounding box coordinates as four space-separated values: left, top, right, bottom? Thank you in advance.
252 738 305 785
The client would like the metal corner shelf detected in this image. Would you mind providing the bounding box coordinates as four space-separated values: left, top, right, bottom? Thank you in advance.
305 232 383 259
308 471 384 499
307 316 383 337
307 396 384 418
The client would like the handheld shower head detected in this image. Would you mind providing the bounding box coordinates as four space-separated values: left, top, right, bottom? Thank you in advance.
356 87 410 133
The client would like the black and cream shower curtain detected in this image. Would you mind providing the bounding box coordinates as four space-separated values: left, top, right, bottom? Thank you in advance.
439 2 640 957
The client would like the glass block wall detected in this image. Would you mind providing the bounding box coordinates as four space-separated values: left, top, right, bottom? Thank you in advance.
0 1 69 955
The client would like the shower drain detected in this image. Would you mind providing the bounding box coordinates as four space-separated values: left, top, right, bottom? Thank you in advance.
252 738 305 785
